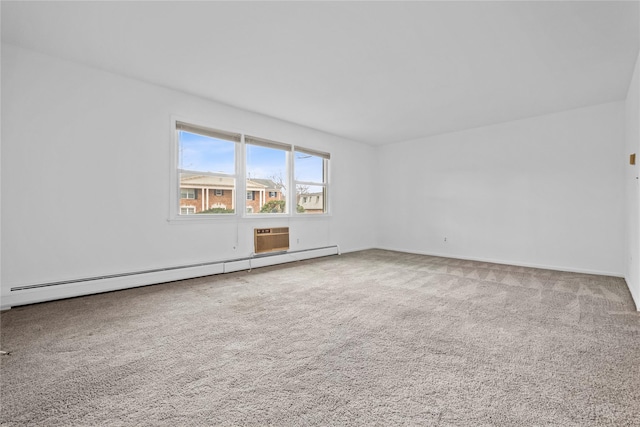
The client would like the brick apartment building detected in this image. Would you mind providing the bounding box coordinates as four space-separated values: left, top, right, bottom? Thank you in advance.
179 173 283 214
244 178 284 213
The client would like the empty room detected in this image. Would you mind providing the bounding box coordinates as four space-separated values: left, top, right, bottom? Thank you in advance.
1 1 639 425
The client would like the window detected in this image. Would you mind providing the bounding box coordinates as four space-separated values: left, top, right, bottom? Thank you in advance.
176 122 239 215
294 148 329 214
172 120 330 219
246 136 289 215
181 188 196 199
180 206 196 215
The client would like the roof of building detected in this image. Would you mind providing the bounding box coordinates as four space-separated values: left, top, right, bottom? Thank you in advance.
179 172 281 192
299 192 324 210
249 178 280 190
180 173 235 189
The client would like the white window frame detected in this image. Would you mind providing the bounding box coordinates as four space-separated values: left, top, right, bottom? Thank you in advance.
169 118 241 221
169 117 331 221
293 147 330 215
214 189 223 196
244 135 291 217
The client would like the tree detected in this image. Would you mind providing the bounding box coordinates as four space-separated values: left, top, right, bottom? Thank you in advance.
259 200 305 213
260 200 286 213
197 207 234 214
296 184 310 205
267 171 307 212
268 172 287 193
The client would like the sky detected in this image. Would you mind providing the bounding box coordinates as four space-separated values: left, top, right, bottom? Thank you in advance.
179 131 324 183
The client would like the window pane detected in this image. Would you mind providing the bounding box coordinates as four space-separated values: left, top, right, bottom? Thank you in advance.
179 130 235 175
179 173 235 215
295 151 324 183
296 184 325 214
246 144 287 214
180 206 195 215
180 188 195 199
177 127 236 216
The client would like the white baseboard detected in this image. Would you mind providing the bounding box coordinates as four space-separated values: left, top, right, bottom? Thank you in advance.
4 245 631 311
339 246 376 255
375 246 625 278
1 246 339 310
377 247 638 312
625 278 640 311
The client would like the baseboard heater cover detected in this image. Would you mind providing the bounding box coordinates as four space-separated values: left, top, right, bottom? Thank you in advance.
10 245 339 292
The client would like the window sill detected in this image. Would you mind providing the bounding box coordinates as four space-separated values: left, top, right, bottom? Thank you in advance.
167 212 331 224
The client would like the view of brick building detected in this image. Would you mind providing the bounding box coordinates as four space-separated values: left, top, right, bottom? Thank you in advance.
179 172 283 214
245 178 284 213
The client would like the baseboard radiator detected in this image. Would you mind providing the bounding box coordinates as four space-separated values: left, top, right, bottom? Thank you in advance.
3 244 338 310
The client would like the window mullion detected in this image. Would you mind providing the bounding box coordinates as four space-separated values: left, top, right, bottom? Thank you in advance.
238 134 247 217
287 149 294 214
291 148 297 216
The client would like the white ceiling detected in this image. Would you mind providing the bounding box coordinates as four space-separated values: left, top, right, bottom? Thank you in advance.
2 1 639 146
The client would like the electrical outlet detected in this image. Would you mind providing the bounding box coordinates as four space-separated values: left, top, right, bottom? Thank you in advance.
444 237 447 242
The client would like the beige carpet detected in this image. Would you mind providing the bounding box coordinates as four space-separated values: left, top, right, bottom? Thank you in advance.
1 249 639 426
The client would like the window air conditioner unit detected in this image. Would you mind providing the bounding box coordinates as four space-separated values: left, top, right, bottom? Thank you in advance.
254 227 290 254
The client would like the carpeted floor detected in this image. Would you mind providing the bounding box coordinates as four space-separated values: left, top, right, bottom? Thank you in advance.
1 249 639 426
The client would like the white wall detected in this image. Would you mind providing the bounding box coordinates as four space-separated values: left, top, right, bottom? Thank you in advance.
1 44 377 307
625 51 640 309
2 43 635 310
377 102 626 277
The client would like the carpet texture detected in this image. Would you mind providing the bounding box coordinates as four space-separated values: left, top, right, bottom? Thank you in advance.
1 249 639 426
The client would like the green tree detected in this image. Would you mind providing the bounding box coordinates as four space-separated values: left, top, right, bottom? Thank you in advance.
260 200 286 213
197 207 235 214
260 200 305 213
